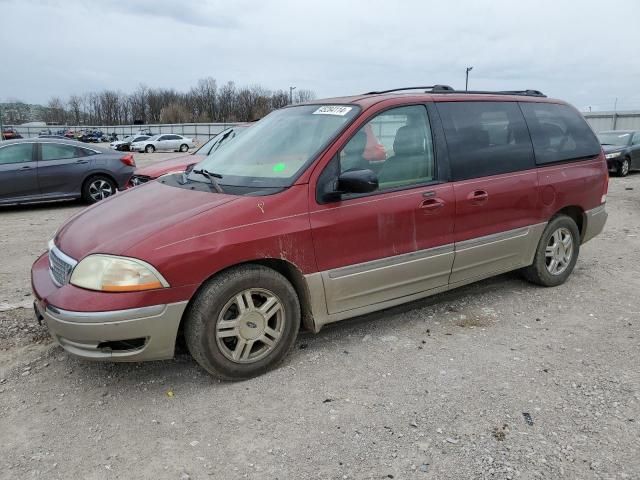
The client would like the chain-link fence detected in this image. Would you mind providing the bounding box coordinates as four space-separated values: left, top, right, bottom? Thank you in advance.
12 122 240 143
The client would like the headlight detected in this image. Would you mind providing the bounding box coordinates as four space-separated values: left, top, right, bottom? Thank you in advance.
605 152 622 159
70 254 169 292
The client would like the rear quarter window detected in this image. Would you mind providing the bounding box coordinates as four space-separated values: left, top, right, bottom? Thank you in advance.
436 101 535 181
519 102 601 165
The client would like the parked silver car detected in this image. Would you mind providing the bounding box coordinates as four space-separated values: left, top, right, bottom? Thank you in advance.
130 134 195 153
0 138 135 205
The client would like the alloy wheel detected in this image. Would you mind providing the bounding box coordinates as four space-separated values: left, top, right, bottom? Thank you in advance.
88 179 114 201
545 227 574 275
621 159 630 176
215 288 285 363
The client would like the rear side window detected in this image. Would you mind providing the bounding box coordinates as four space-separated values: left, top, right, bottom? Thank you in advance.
519 102 601 165
437 102 534 181
41 143 82 161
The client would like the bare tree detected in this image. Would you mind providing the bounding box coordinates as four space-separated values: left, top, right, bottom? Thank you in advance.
45 97 66 124
295 89 316 104
13 79 316 126
67 95 82 125
160 102 190 123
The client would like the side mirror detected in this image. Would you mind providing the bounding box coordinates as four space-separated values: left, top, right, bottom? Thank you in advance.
323 169 378 201
338 169 379 193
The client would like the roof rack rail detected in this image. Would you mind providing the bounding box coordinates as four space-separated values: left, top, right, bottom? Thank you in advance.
363 86 546 97
364 85 454 95
438 89 547 97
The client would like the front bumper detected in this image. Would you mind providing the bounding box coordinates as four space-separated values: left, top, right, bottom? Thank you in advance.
582 204 608 244
32 252 192 362
34 300 187 361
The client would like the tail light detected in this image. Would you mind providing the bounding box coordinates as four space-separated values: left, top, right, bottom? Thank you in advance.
120 154 135 167
602 153 609 204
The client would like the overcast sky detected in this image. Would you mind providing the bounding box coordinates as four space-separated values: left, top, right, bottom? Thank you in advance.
1 0 639 111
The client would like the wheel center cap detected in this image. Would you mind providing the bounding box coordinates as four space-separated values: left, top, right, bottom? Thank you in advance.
239 311 265 340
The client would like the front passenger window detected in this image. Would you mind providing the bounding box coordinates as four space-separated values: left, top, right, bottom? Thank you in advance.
338 105 435 191
0 144 33 164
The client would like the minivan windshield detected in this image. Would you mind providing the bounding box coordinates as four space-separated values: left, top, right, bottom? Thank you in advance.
195 125 249 156
187 104 359 188
598 132 631 146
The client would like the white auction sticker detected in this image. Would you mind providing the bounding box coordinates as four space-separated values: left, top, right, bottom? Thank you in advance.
312 106 353 116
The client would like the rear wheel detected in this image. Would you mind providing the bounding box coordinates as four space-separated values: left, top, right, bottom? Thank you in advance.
179 143 189 152
522 215 580 287
616 157 630 177
145 144 155 153
184 265 300 380
82 175 117 204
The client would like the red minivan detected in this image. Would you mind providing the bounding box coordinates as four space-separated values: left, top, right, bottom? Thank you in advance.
32 86 608 380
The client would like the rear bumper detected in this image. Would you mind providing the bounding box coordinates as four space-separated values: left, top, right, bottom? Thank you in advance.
34 300 187 361
582 204 607 244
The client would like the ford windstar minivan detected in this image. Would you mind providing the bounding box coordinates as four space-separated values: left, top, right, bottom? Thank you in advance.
32 85 608 380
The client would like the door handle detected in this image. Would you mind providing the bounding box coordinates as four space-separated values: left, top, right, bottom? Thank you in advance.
76 160 89 164
467 190 489 205
419 198 445 212
20 165 32 170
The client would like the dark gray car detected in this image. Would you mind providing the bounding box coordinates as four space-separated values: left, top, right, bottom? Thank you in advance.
0 138 135 205
598 130 640 177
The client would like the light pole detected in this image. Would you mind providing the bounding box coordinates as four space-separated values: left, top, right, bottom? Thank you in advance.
289 86 296 104
465 66 473 91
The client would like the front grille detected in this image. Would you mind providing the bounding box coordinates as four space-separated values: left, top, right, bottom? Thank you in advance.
130 175 151 186
49 245 77 286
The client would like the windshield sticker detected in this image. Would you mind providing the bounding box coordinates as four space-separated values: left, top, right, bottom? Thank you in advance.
272 162 286 172
313 106 353 116
619 134 630 137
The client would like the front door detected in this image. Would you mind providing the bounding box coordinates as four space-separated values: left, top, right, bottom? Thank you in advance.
631 132 640 169
0 142 39 202
310 105 455 315
436 101 540 284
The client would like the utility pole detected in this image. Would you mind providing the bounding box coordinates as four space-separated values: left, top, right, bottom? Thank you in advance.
465 66 473 91
289 86 296 105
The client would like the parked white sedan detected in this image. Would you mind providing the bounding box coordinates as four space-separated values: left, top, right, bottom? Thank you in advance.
130 134 196 153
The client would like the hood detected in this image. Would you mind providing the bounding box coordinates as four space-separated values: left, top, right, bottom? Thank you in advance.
601 144 626 153
55 181 237 259
134 154 199 178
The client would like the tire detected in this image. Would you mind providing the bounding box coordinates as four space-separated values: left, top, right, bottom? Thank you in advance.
184 265 301 380
145 144 155 153
616 157 630 177
82 175 117 204
179 144 189 152
522 215 580 287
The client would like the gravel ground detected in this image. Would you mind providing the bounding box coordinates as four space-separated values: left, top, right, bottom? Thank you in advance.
0 167 638 480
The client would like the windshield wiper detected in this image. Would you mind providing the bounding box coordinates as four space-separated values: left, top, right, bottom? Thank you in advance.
192 168 224 193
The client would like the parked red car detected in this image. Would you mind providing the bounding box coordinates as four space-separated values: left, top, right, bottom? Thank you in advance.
128 125 249 187
1 127 22 140
32 86 608 380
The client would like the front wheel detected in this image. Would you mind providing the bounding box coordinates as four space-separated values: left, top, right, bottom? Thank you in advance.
179 143 189 152
185 265 300 380
616 158 630 177
145 144 155 153
522 215 580 287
